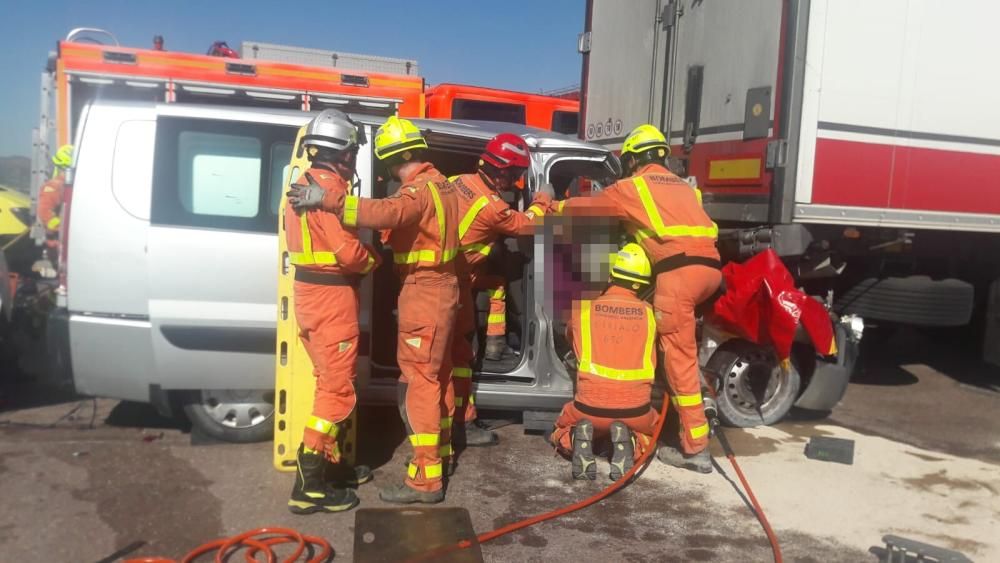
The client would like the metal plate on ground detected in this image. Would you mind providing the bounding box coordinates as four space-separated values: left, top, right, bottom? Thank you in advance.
805 436 855 465
353 507 483 563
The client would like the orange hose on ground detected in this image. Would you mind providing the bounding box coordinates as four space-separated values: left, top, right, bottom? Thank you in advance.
125 527 332 563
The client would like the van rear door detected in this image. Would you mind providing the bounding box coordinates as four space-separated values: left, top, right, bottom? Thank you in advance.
146 113 297 391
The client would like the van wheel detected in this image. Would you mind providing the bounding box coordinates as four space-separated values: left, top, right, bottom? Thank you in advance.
181 389 274 443
706 340 802 428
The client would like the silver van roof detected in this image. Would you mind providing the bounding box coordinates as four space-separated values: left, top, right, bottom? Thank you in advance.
91 100 608 154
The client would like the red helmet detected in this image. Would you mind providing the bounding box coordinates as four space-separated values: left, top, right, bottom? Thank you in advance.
481 133 530 169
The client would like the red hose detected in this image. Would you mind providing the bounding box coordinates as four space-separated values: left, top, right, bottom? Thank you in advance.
125 527 333 563
414 390 782 563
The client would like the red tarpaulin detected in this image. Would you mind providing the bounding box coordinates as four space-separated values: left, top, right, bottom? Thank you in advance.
708 249 837 360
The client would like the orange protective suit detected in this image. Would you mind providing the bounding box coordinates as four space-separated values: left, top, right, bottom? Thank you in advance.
285 165 379 462
558 163 721 454
37 173 65 248
449 172 552 424
327 162 461 493
551 285 658 459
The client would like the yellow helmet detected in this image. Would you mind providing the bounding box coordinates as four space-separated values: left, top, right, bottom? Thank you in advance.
52 144 74 169
620 124 669 157
373 116 428 161
611 243 652 285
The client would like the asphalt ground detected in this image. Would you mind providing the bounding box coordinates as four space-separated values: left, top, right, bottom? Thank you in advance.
1 326 998 562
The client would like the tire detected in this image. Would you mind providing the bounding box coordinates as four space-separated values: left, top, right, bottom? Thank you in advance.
835 276 974 327
181 389 274 443
706 339 802 428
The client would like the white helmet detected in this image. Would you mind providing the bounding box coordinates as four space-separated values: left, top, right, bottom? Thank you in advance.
302 109 363 152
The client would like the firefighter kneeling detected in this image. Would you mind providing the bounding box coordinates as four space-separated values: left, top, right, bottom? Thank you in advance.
551 244 659 481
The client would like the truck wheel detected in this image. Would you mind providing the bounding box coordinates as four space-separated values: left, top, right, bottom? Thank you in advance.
706 340 801 428
835 276 974 327
181 389 274 443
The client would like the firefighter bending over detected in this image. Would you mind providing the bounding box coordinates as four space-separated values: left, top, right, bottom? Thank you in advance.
554 124 721 473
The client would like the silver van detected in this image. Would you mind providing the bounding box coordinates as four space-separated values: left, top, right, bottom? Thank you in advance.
48 100 627 441
50 99 856 442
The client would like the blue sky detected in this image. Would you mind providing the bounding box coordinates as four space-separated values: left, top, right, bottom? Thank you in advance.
0 0 584 157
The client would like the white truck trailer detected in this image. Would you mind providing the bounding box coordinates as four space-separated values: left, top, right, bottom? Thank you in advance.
579 0 1000 362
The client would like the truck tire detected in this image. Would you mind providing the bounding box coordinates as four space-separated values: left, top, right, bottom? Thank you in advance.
705 339 802 428
835 276 974 327
181 389 274 443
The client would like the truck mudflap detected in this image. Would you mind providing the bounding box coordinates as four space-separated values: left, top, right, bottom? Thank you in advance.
794 319 862 412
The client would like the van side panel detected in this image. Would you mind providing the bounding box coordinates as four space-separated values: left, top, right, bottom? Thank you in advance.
67 104 158 401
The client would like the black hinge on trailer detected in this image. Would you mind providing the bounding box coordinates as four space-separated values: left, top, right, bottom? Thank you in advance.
226 62 257 76
766 139 788 169
341 74 370 88
103 51 137 64
662 1 682 30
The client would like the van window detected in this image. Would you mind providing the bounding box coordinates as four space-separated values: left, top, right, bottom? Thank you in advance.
551 111 579 135
452 99 526 125
179 132 261 218
151 116 296 233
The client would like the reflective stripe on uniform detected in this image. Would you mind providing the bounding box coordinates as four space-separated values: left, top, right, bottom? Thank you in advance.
527 203 546 217
361 253 377 274
453 367 472 379
632 177 718 239
489 287 505 299
408 433 439 447
455 397 464 407
487 313 505 325
689 423 710 440
392 182 458 265
577 301 656 381
290 213 339 266
343 194 359 227
459 242 492 257
47 216 61 230
306 415 339 437
672 393 704 408
439 444 453 457
440 417 453 430
407 461 443 479
459 195 490 240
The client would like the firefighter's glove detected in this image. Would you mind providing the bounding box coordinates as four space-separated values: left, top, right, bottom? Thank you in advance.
287 173 326 212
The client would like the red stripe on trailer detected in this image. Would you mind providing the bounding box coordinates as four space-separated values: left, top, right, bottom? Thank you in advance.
812 138 1000 215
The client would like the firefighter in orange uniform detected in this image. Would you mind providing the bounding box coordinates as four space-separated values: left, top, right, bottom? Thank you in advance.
551 243 659 480
554 124 721 473
36 144 73 254
289 116 461 504
449 133 554 446
285 110 380 514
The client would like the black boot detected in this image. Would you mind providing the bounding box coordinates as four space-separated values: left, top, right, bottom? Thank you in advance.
457 420 499 447
608 421 634 481
483 335 506 361
326 460 373 487
379 482 445 505
571 419 597 480
288 445 360 515
657 445 713 474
